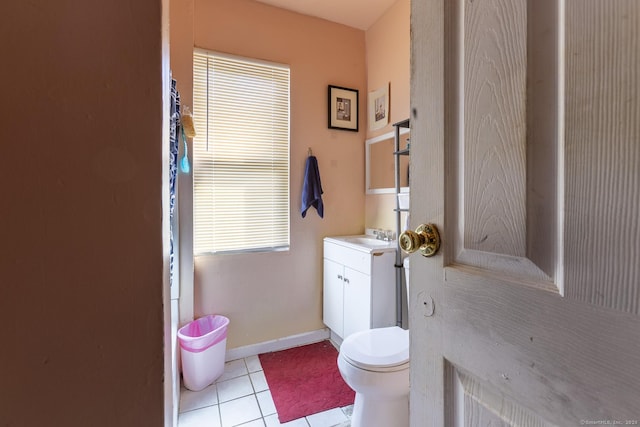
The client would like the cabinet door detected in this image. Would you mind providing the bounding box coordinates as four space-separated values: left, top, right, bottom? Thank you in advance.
322 258 344 337
343 267 371 339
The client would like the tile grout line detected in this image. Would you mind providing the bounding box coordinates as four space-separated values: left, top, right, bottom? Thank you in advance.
244 357 268 426
215 378 223 426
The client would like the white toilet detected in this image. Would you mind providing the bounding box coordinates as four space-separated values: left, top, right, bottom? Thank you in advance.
337 257 411 427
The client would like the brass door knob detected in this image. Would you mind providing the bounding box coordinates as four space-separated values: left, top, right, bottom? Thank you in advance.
399 223 441 257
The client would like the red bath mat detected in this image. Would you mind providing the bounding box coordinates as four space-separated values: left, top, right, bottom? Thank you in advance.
259 340 355 423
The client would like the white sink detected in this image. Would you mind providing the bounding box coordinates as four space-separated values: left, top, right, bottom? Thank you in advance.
343 236 391 246
326 235 395 251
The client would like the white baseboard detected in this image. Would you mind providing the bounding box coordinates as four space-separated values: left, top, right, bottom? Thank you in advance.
225 328 330 361
328 330 343 348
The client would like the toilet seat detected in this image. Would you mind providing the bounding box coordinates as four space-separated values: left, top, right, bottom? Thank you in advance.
341 326 409 372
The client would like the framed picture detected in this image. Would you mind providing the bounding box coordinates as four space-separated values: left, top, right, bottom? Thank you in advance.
328 85 359 132
368 84 389 131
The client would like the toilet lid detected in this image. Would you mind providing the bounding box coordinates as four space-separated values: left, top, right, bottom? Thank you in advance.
341 326 409 370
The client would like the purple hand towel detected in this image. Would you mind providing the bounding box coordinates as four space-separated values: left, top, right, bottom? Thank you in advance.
301 155 324 218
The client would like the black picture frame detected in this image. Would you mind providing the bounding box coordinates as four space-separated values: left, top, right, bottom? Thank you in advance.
328 85 359 132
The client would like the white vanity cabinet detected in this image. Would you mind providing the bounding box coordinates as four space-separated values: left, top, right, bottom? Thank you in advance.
323 236 396 340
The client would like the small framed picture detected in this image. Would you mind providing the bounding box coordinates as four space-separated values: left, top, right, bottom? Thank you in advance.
368 84 389 131
328 85 359 132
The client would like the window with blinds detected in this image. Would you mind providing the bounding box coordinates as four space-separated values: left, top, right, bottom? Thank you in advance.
192 50 290 255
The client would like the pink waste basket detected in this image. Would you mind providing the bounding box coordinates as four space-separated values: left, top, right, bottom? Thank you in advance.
178 315 230 391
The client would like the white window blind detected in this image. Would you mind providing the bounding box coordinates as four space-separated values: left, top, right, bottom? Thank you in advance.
192 50 290 255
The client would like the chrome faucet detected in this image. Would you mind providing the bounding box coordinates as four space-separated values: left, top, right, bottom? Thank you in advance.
374 229 395 241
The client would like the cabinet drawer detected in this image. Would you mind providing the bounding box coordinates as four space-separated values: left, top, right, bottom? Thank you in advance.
324 241 372 275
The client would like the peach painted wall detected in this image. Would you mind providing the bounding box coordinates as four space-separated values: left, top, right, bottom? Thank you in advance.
364 0 411 232
177 0 368 349
2 0 166 425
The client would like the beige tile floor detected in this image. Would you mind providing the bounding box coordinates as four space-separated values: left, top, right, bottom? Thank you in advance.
178 355 353 427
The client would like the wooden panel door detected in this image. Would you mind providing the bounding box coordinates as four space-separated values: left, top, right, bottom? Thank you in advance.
410 0 640 425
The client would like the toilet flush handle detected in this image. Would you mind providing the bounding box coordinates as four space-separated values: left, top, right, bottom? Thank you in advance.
399 223 440 257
